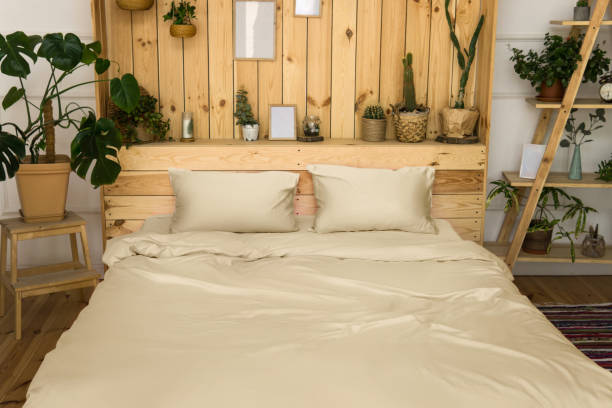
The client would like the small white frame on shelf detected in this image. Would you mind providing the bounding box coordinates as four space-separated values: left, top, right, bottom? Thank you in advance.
269 105 297 140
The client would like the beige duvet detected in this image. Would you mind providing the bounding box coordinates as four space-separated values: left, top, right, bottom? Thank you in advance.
25 220 612 407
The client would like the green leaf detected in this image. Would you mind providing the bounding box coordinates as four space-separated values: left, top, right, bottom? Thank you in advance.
110 74 140 113
2 86 25 110
95 58 110 75
38 33 83 71
560 139 570 148
70 113 122 187
0 32 41 78
0 129 26 181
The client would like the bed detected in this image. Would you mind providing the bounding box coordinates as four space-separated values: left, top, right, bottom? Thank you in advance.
25 215 612 407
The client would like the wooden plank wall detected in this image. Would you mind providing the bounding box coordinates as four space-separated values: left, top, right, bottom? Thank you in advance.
104 0 493 141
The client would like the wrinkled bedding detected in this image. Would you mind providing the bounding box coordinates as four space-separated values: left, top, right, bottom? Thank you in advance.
25 220 612 407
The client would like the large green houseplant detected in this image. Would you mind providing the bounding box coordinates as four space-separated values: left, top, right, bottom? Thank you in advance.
0 31 140 222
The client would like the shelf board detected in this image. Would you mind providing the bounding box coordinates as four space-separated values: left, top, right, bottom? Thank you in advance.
503 171 612 189
485 243 612 265
550 20 612 26
526 98 612 109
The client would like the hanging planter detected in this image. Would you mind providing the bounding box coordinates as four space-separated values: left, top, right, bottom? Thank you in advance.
116 0 154 11
163 1 197 38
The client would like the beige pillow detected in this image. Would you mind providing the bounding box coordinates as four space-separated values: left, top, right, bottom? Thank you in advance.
307 164 436 234
169 169 299 233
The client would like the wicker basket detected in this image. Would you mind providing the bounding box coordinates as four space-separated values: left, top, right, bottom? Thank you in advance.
392 108 429 143
361 118 387 142
170 24 197 38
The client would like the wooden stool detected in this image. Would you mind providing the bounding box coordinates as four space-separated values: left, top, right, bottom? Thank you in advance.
0 212 98 340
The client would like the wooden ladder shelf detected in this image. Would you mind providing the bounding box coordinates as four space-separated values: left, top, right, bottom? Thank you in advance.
487 0 612 269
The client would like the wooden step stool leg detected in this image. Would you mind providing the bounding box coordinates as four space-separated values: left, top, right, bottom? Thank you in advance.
0 226 6 317
15 292 22 340
79 226 94 302
70 233 80 268
11 233 20 339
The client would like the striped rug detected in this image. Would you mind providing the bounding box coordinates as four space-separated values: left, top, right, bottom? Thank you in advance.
538 304 612 372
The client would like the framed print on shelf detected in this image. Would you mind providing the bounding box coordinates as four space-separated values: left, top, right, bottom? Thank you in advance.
234 0 276 60
295 0 321 17
519 144 546 179
269 105 297 140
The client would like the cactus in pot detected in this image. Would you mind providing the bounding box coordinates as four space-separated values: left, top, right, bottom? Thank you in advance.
361 104 386 142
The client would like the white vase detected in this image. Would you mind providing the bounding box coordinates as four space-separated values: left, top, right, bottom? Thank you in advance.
242 124 259 142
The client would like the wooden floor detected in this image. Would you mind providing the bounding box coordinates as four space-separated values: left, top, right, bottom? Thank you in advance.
1 277 611 407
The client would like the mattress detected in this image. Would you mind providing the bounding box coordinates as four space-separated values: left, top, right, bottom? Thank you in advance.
25 218 612 407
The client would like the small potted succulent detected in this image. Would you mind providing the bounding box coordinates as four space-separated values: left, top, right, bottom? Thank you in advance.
439 0 484 143
510 33 609 102
234 89 259 141
574 0 591 21
163 1 197 38
116 0 154 10
361 105 386 142
596 154 612 181
582 225 606 258
487 181 597 261
390 53 429 143
560 108 606 180
109 89 171 144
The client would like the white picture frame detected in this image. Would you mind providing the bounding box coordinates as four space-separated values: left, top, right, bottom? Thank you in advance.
234 0 276 61
295 0 321 17
269 105 297 140
519 144 546 179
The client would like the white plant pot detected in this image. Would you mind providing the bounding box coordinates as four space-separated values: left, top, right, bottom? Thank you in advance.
242 124 259 142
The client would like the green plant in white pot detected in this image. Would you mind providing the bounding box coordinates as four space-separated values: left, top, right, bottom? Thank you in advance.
234 89 259 141
0 31 140 223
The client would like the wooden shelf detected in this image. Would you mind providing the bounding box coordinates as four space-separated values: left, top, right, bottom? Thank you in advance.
485 243 612 265
12 269 98 292
550 20 612 26
503 171 612 189
526 98 612 109
133 138 485 147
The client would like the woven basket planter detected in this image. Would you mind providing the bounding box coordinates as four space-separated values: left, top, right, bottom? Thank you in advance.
170 24 197 38
392 109 429 143
361 118 387 142
116 0 154 10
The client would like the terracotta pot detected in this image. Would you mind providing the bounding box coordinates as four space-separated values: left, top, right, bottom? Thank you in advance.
116 0 154 10
537 80 566 102
440 107 479 138
15 155 71 223
522 221 553 255
170 24 197 38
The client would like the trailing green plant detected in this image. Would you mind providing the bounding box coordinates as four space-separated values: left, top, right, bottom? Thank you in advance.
363 105 385 120
510 33 610 92
596 154 612 182
560 108 606 148
576 0 589 6
163 1 196 25
0 31 140 187
110 94 170 144
445 0 484 109
234 89 258 126
487 180 597 261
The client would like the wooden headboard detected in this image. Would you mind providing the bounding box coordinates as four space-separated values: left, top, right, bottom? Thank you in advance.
103 139 486 243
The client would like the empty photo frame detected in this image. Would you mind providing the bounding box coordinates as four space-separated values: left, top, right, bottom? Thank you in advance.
295 0 321 17
519 144 546 179
269 105 297 140
234 0 276 60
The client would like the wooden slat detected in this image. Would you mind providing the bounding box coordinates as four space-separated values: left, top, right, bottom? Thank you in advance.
132 1 159 100
526 97 612 110
106 220 146 238
379 0 406 140
208 0 234 138
306 0 332 139
448 218 482 242
487 243 612 265
91 0 109 118
503 171 612 189
104 170 483 196
405 0 432 106
450 0 480 109
157 0 184 140
354 0 382 141
184 0 210 139
116 140 486 170
106 0 133 76
283 0 307 130
330 0 358 139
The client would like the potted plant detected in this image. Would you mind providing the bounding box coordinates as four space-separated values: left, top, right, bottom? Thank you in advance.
438 0 484 143
510 33 609 102
0 31 140 223
234 89 259 141
574 0 591 21
116 0 154 10
109 89 171 144
390 53 429 143
163 1 197 38
487 180 597 261
582 225 606 258
560 108 605 180
361 105 386 142
596 154 612 181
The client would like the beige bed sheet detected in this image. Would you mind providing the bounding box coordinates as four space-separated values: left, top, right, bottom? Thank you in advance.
25 221 612 407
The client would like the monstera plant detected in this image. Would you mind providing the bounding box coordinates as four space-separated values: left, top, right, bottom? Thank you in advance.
0 31 139 222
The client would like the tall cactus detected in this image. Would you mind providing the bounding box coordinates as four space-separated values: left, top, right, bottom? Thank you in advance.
403 53 417 112
445 0 484 109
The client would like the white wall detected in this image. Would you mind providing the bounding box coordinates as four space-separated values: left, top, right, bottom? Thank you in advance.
0 0 610 275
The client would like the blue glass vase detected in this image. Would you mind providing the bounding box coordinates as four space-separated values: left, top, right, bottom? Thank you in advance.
568 144 582 180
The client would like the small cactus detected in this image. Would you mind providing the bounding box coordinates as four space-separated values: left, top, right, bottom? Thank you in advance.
403 53 417 112
363 104 385 120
